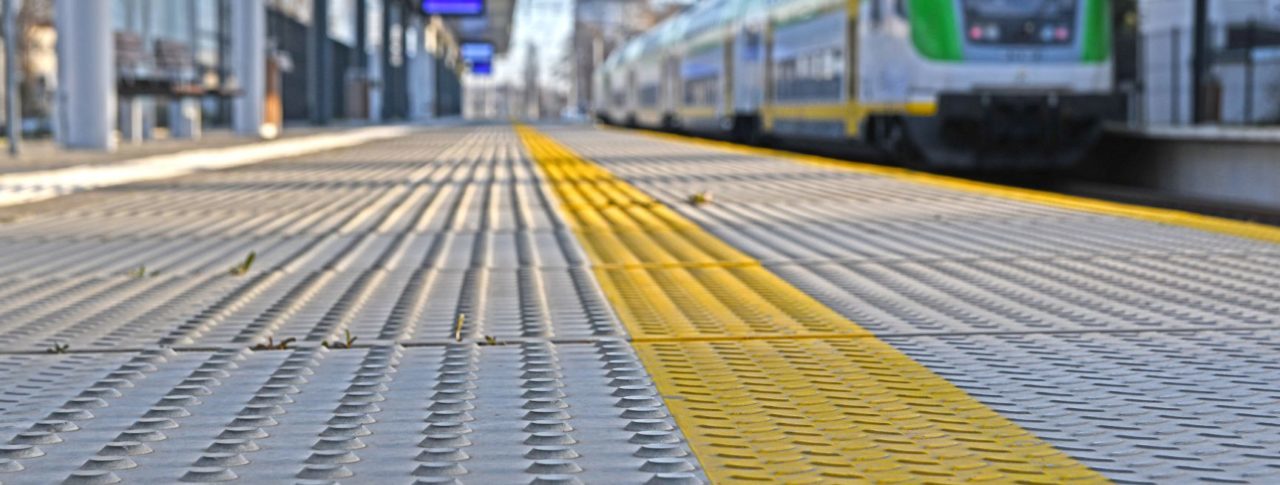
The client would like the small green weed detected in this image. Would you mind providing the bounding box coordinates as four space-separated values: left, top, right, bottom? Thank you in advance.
322 330 358 349
687 191 713 206
453 314 466 342
251 336 295 351
229 251 257 276
46 342 70 354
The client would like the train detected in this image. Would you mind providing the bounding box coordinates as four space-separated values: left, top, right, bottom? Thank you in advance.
593 0 1126 171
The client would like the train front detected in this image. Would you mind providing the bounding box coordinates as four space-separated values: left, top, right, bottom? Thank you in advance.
866 0 1124 171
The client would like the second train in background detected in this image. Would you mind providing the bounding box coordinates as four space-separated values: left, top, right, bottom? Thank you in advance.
594 0 1125 171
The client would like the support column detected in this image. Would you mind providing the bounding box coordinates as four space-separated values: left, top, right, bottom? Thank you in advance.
1190 0 1209 124
4 0 22 155
368 0 383 122
231 0 265 137
309 0 331 125
168 98 201 139
407 15 431 120
55 0 115 150
120 97 143 144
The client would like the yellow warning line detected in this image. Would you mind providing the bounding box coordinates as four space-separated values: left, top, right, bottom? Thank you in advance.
628 127 1280 245
517 126 1107 484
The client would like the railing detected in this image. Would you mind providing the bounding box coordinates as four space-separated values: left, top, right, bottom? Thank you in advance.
1132 22 1280 127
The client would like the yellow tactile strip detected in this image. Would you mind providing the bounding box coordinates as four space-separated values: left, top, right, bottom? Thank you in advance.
636 339 1101 483
522 126 858 340
597 265 860 340
518 126 1106 483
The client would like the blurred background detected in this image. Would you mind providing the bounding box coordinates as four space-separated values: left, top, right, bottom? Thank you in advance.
0 1 1278 148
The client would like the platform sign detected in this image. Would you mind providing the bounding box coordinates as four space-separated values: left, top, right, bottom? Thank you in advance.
461 42 494 62
423 0 483 16
462 42 494 76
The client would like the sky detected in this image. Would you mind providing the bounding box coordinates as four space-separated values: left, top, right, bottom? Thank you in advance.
475 0 696 90
490 0 575 90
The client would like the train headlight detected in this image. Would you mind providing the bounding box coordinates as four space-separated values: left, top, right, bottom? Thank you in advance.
1040 25 1055 42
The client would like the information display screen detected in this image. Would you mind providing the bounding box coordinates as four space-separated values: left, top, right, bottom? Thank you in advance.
423 0 483 16
461 42 495 62
462 42 493 76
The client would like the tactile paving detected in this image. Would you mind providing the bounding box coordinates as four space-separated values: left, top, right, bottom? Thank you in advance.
0 343 704 484
550 128 1280 264
0 125 712 484
520 126 862 341
537 124 1280 484
0 128 613 351
634 338 1100 483
519 126 1106 483
7 120 1280 483
887 330 1280 484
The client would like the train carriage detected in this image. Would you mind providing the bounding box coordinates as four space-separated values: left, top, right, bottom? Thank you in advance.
594 0 1123 171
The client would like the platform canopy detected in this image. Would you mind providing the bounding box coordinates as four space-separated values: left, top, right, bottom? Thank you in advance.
436 0 516 54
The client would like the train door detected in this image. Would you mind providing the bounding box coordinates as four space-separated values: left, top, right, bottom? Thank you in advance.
626 68 638 125
722 31 734 130
845 0 859 116
661 54 680 128
733 22 766 115
768 0 850 139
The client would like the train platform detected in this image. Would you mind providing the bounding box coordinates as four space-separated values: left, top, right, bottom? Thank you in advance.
0 123 1278 484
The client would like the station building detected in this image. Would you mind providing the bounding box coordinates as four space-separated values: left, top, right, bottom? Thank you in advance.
0 0 512 150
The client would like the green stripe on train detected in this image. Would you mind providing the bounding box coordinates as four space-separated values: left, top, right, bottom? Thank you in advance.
908 0 963 61
1082 0 1111 62
908 0 1111 63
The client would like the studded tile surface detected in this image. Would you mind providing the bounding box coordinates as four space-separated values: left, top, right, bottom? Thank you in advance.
0 343 704 484
887 331 1280 484
520 126 1105 483
0 126 705 484
540 125 1280 483
7 121 1280 483
0 129 611 350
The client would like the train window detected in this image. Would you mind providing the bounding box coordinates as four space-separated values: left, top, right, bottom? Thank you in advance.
639 84 660 107
684 77 719 106
773 46 843 102
961 0 1078 46
770 9 846 103
743 31 763 62
681 46 722 107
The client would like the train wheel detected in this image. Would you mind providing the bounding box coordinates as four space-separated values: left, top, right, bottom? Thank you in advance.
880 119 926 170
731 115 761 145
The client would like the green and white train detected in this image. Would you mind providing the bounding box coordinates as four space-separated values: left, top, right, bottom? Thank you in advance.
594 0 1123 171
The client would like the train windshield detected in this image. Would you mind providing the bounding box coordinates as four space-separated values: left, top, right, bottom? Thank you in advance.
961 0 1079 46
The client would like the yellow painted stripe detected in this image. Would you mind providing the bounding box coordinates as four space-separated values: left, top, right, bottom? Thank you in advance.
762 101 938 136
517 125 1107 484
629 128 1280 245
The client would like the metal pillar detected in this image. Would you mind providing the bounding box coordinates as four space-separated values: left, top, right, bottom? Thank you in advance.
368 0 383 122
55 0 115 151
1191 0 1208 124
232 0 266 137
3 0 20 155
407 15 434 120
380 0 392 121
168 98 201 139
120 97 144 145
310 0 331 125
